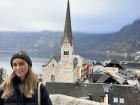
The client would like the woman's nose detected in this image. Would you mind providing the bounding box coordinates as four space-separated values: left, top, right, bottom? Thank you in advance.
16 65 21 69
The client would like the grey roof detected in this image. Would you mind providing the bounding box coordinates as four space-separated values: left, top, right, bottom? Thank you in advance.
91 73 125 84
112 76 125 84
46 82 105 102
90 73 108 83
53 56 61 63
108 84 140 105
46 82 140 105
43 56 60 67
98 74 111 83
105 63 123 69
61 0 73 46
121 62 140 69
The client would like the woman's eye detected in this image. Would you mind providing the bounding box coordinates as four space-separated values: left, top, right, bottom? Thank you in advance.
12 62 25 67
19 62 25 66
12 63 17 67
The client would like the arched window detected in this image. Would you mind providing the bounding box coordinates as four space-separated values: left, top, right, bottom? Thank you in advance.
51 75 55 82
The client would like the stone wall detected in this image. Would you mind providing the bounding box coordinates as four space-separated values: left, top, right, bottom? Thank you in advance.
46 82 105 102
50 94 108 105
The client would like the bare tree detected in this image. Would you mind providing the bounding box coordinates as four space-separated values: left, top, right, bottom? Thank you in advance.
0 68 7 84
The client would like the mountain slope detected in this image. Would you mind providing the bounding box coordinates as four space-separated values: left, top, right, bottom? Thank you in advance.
0 19 140 58
97 19 140 53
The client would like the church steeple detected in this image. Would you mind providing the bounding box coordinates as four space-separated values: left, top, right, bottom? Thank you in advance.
61 0 73 46
60 0 74 82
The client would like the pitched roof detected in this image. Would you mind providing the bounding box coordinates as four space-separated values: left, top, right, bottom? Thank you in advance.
42 56 60 67
121 62 140 69
91 73 125 84
53 56 61 63
105 63 123 69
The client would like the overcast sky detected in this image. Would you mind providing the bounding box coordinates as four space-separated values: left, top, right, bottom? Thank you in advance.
0 0 140 33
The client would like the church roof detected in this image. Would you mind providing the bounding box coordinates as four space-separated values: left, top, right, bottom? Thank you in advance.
61 0 73 46
53 56 61 63
42 56 60 67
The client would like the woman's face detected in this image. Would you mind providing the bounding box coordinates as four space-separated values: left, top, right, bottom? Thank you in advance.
12 58 29 80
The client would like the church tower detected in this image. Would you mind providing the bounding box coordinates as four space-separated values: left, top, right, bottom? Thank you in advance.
60 0 74 82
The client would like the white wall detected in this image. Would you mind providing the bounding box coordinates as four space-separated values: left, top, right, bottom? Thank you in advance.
50 94 108 105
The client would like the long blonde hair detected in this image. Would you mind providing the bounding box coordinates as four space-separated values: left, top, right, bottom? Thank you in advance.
0 67 38 100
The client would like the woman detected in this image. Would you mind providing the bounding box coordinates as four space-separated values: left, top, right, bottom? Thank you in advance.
0 51 52 105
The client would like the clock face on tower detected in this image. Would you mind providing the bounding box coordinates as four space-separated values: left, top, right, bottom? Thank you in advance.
65 43 67 47
63 43 69 49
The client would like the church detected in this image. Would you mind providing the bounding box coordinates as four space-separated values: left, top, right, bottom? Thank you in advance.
41 0 93 83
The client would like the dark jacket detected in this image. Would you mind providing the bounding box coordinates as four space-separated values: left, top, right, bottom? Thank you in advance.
0 84 52 105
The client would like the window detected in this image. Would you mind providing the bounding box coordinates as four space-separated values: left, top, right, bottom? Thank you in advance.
52 64 54 67
51 75 55 82
64 51 69 55
113 97 118 103
120 98 124 103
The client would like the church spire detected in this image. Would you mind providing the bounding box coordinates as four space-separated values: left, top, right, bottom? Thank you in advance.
61 0 73 46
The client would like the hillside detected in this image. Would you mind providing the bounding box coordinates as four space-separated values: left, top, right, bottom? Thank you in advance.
98 19 140 53
0 19 140 58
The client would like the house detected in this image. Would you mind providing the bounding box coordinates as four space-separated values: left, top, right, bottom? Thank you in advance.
104 60 123 76
92 64 105 73
76 59 93 82
108 84 140 105
120 61 140 79
90 73 126 85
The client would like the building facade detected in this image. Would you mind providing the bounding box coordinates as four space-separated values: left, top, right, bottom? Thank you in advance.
42 0 75 83
41 0 93 83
